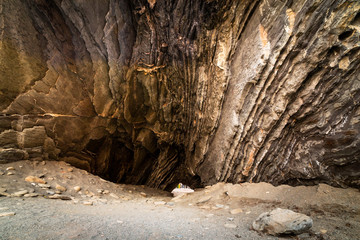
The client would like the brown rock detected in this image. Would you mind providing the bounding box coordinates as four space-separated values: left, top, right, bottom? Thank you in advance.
55 184 67 192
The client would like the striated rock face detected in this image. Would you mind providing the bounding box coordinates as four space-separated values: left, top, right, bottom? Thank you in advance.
0 0 359 189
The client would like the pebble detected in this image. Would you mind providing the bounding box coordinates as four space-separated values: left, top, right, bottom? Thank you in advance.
83 201 93 206
197 196 212 204
227 217 234 221
55 184 67 192
46 190 55 195
320 229 327 234
97 189 104 194
0 212 16 217
140 192 147 197
67 167 73 172
38 183 51 189
25 176 46 184
24 193 39 198
230 208 243 214
74 186 81 192
154 201 166 205
103 190 110 194
7 172 14 175
6 167 14 171
110 193 119 199
0 187 7 192
48 194 72 200
0 171 4 175
215 204 224 208
12 190 28 197
224 223 237 229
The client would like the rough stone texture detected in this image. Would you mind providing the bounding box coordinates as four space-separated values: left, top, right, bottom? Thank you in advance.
0 0 359 189
252 208 313 236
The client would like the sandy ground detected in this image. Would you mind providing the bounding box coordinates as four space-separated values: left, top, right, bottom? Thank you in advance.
0 160 359 240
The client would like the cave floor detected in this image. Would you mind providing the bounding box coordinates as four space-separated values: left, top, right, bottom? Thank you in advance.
0 161 359 240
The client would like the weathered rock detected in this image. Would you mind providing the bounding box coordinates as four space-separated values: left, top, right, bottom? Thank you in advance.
230 208 243 215
6 167 14 171
0 212 16 217
37 183 51 189
24 193 39 197
0 0 359 189
55 184 67 192
25 176 46 184
12 190 28 197
73 186 81 192
252 208 313 236
48 194 72 200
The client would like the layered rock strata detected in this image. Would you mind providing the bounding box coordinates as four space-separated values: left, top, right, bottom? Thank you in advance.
1 0 359 189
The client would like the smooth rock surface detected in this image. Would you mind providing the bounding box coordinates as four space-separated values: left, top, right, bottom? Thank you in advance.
252 208 313 236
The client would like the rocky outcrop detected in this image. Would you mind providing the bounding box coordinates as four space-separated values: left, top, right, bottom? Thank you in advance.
0 0 359 189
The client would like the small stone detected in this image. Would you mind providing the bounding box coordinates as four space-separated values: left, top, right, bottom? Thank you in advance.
47 177 54 181
38 183 51 189
83 201 93 206
0 187 7 192
25 176 46 184
0 171 4 175
140 192 147 197
245 211 251 214
67 167 73 172
166 202 175 206
74 186 81 192
0 212 15 217
252 208 313 236
227 217 234 221
320 229 327 234
46 190 55 195
224 223 237 229
41 161 46 165
7 172 14 175
110 193 119 199
197 195 212 204
6 167 14 171
97 189 104 194
0 192 10 197
154 201 166 205
103 190 110 194
24 193 38 198
55 184 67 192
230 208 243 214
215 204 224 208
48 194 72 200
12 190 28 197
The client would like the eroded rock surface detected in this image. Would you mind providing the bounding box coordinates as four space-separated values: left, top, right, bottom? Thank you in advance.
0 0 359 189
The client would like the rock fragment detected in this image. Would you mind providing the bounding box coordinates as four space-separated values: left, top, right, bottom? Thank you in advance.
0 212 15 217
6 167 14 171
12 190 28 197
55 184 67 192
48 194 72 200
252 208 313 236
25 176 46 184
74 186 81 192
230 208 243 214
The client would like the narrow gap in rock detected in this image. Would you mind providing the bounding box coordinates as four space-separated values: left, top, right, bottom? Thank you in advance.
338 29 355 41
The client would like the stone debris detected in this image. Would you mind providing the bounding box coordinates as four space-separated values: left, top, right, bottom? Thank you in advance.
74 186 81 192
12 190 29 197
103 190 110 194
230 208 243 214
48 194 72 200
83 201 93 206
24 193 39 197
320 229 327 234
0 212 16 217
38 183 51 189
197 195 212 204
110 193 119 199
7 172 14 175
25 176 46 184
67 167 73 172
227 217 234 221
154 201 166 205
140 192 147 197
0 187 7 192
252 208 313 236
46 190 55 195
55 184 67 192
6 167 14 171
224 223 237 229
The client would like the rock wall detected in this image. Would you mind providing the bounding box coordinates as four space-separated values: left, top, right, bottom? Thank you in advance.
0 0 359 189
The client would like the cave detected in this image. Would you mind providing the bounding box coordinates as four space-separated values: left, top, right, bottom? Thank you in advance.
0 0 359 191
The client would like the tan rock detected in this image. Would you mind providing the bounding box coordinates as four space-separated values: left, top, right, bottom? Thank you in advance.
25 176 46 184
0 212 15 217
230 208 243 214
83 201 93 206
140 192 147 197
12 190 28 197
7 172 14 175
74 186 81 192
6 167 14 171
55 184 67 192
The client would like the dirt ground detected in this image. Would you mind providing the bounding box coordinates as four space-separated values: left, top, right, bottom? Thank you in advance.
0 160 359 240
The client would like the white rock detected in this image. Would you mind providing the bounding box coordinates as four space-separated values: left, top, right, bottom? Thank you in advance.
74 186 81 192
0 212 15 217
83 201 93 206
6 167 14 171
224 223 237 229
252 208 313 236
